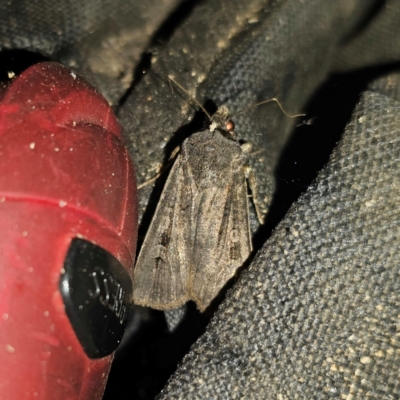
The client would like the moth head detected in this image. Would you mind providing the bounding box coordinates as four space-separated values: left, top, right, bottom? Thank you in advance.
210 105 235 134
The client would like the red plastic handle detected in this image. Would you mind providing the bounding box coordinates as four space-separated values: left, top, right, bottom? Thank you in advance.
0 62 137 400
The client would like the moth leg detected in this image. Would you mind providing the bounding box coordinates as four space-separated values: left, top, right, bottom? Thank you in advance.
137 147 181 189
245 166 265 225
169 145 181 160
137 170 163 189
241 142 265 157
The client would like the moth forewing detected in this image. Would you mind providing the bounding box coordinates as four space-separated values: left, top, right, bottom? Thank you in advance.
132 155 192 310
188 141 252 311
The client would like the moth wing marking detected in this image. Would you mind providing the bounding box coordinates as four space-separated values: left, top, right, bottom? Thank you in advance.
189 166 251 311
132 155 193 310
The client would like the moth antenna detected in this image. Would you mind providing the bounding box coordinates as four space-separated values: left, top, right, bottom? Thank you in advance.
168 75 212 121
230 98 306 119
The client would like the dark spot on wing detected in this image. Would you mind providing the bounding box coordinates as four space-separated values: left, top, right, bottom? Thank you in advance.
230 241 240 262
155 257 162 269
160 232 170 247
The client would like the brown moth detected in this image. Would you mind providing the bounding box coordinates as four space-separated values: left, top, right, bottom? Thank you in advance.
132 105 254 311
132 78 304 311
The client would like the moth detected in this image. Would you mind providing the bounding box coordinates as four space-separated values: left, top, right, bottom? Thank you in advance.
132 80 303 312
132 104 256 312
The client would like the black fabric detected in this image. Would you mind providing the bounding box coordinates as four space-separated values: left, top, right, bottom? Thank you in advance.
0 0 179 104
120 0 376 225
1 0 399 399
159 88 400 399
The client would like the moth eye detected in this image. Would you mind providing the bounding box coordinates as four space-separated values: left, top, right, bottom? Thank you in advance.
226 120 235 132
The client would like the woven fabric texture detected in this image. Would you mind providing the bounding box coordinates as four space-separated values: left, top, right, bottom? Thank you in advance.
159 88 400 399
